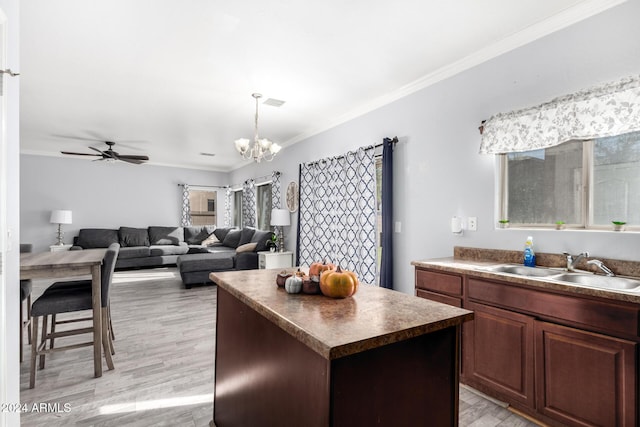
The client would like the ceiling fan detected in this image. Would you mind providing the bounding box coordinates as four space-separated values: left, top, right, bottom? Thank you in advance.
61 141 150 164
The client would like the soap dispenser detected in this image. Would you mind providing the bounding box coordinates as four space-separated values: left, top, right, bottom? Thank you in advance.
524 236 536 267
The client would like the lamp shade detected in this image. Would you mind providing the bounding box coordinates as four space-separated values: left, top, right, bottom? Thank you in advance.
50 210 72 224
270 208 290 227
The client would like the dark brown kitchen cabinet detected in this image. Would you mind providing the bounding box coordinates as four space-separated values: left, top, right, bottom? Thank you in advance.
414 265 640 427
415 268 462 307
535 321 637 427
463 301 535 409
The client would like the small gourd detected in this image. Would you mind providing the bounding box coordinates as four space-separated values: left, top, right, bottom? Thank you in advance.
285 275 303 294
276 271 292 288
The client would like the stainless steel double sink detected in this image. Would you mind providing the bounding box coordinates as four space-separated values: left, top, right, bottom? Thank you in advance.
483 264 640 291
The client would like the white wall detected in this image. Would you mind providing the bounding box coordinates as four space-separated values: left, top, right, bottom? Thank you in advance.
20 155 228 252
0 0 20 424
230 0 640 295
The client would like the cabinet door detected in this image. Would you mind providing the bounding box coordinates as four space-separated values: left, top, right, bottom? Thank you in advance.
535 321 637 427
463 301 535 408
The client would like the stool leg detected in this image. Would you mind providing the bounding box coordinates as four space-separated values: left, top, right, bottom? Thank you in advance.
27 294 32 344
29 316 39 389
108 304 115 341
50 314 56 349
39 315 48 369
101 310 115 370
19 300 23 363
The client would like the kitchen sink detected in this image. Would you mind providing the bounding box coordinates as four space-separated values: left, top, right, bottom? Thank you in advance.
484 264 640 291
487 264 560 277
550 273 640 290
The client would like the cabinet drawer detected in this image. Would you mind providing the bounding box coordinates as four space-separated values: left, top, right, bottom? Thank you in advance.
416 289 462 307
467 278 640 338
416 269 462 296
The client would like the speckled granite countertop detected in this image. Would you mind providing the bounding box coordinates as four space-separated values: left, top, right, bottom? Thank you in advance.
412 247 640 304
210 269 473 360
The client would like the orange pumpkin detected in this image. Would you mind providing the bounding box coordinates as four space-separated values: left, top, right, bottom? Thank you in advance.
309 259 336 278
319 266 359 298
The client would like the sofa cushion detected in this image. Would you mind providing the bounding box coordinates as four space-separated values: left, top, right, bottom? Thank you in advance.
148 226 184 245
222 229 242 248
118 246 151 259
238 227 256 246
76 229 119 249
201 233 220 246
119 227 150 247
213 227 234 242
149 245 190 256
184 226 216 245
236 242 257 253
250 229 274 252
177 253 234 273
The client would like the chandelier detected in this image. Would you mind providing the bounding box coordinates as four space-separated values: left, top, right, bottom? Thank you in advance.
234 93 281 162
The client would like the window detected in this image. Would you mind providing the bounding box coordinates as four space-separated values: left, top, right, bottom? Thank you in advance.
256 182 272 230
188 190 217 225
500 130 640 229
230 182 272 230
232 190 243 227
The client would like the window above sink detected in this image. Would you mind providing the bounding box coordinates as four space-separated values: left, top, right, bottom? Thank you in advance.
497 130 640 231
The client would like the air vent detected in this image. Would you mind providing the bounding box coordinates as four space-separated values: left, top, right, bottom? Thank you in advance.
200 152 216 157
263 98 286 107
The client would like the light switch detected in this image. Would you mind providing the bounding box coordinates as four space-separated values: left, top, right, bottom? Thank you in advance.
395 221 402 233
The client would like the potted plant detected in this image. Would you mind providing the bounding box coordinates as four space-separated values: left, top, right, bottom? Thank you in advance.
498 219 509 229
266 233 278 251
555 220 565 230
612 221 626 232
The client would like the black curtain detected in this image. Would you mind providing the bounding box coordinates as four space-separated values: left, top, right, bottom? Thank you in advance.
380 137 395 289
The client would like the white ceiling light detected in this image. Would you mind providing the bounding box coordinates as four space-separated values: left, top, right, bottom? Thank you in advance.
234 93 281 163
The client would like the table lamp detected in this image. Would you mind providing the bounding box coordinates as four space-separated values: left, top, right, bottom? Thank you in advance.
50 210 72 245
270 208 290 252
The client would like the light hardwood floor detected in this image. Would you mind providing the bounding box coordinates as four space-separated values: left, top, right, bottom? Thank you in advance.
20 268 539 426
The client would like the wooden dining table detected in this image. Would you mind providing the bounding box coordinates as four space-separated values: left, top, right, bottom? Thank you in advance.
20 248 107 377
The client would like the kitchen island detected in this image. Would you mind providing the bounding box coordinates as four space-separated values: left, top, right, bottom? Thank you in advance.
209 269 473 427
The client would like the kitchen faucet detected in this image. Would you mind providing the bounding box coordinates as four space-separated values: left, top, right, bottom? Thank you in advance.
563 252 589 272
586 259 615 276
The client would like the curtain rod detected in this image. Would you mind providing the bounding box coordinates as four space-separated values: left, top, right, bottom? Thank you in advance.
178 184 229 189
304 137 398 166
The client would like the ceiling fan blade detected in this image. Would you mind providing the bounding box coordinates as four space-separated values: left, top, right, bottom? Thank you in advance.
89 146 106 154
116 154 149 161
116 156 148 165
60 151 102 157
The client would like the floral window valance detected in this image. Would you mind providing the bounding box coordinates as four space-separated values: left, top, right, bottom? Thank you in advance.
479 75 640 154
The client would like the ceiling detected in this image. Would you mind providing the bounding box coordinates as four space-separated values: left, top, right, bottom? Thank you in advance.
19 0 624 171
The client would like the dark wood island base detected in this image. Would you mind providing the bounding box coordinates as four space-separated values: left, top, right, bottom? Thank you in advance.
210 269 473 427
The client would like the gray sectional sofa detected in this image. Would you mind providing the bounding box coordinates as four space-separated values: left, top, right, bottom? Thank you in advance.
71 226 274 286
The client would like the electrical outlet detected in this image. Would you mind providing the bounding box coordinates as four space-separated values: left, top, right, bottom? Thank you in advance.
468 217 477 231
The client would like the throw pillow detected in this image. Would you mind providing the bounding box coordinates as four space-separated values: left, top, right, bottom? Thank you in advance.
213 227 234 242
236 242 257 253
77 229 119 249
184 225 216 245
148 226 184 245
222 229 242 248
119 227 150 247
250 229 274 252
238 227 256 246
201 232 220 247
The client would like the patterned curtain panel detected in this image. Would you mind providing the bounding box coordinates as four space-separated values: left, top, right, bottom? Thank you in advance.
298 147 377 285
242 179 257 228
480 75 640 154
224 187 232 227
181 184 191 226
271 171 281 209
